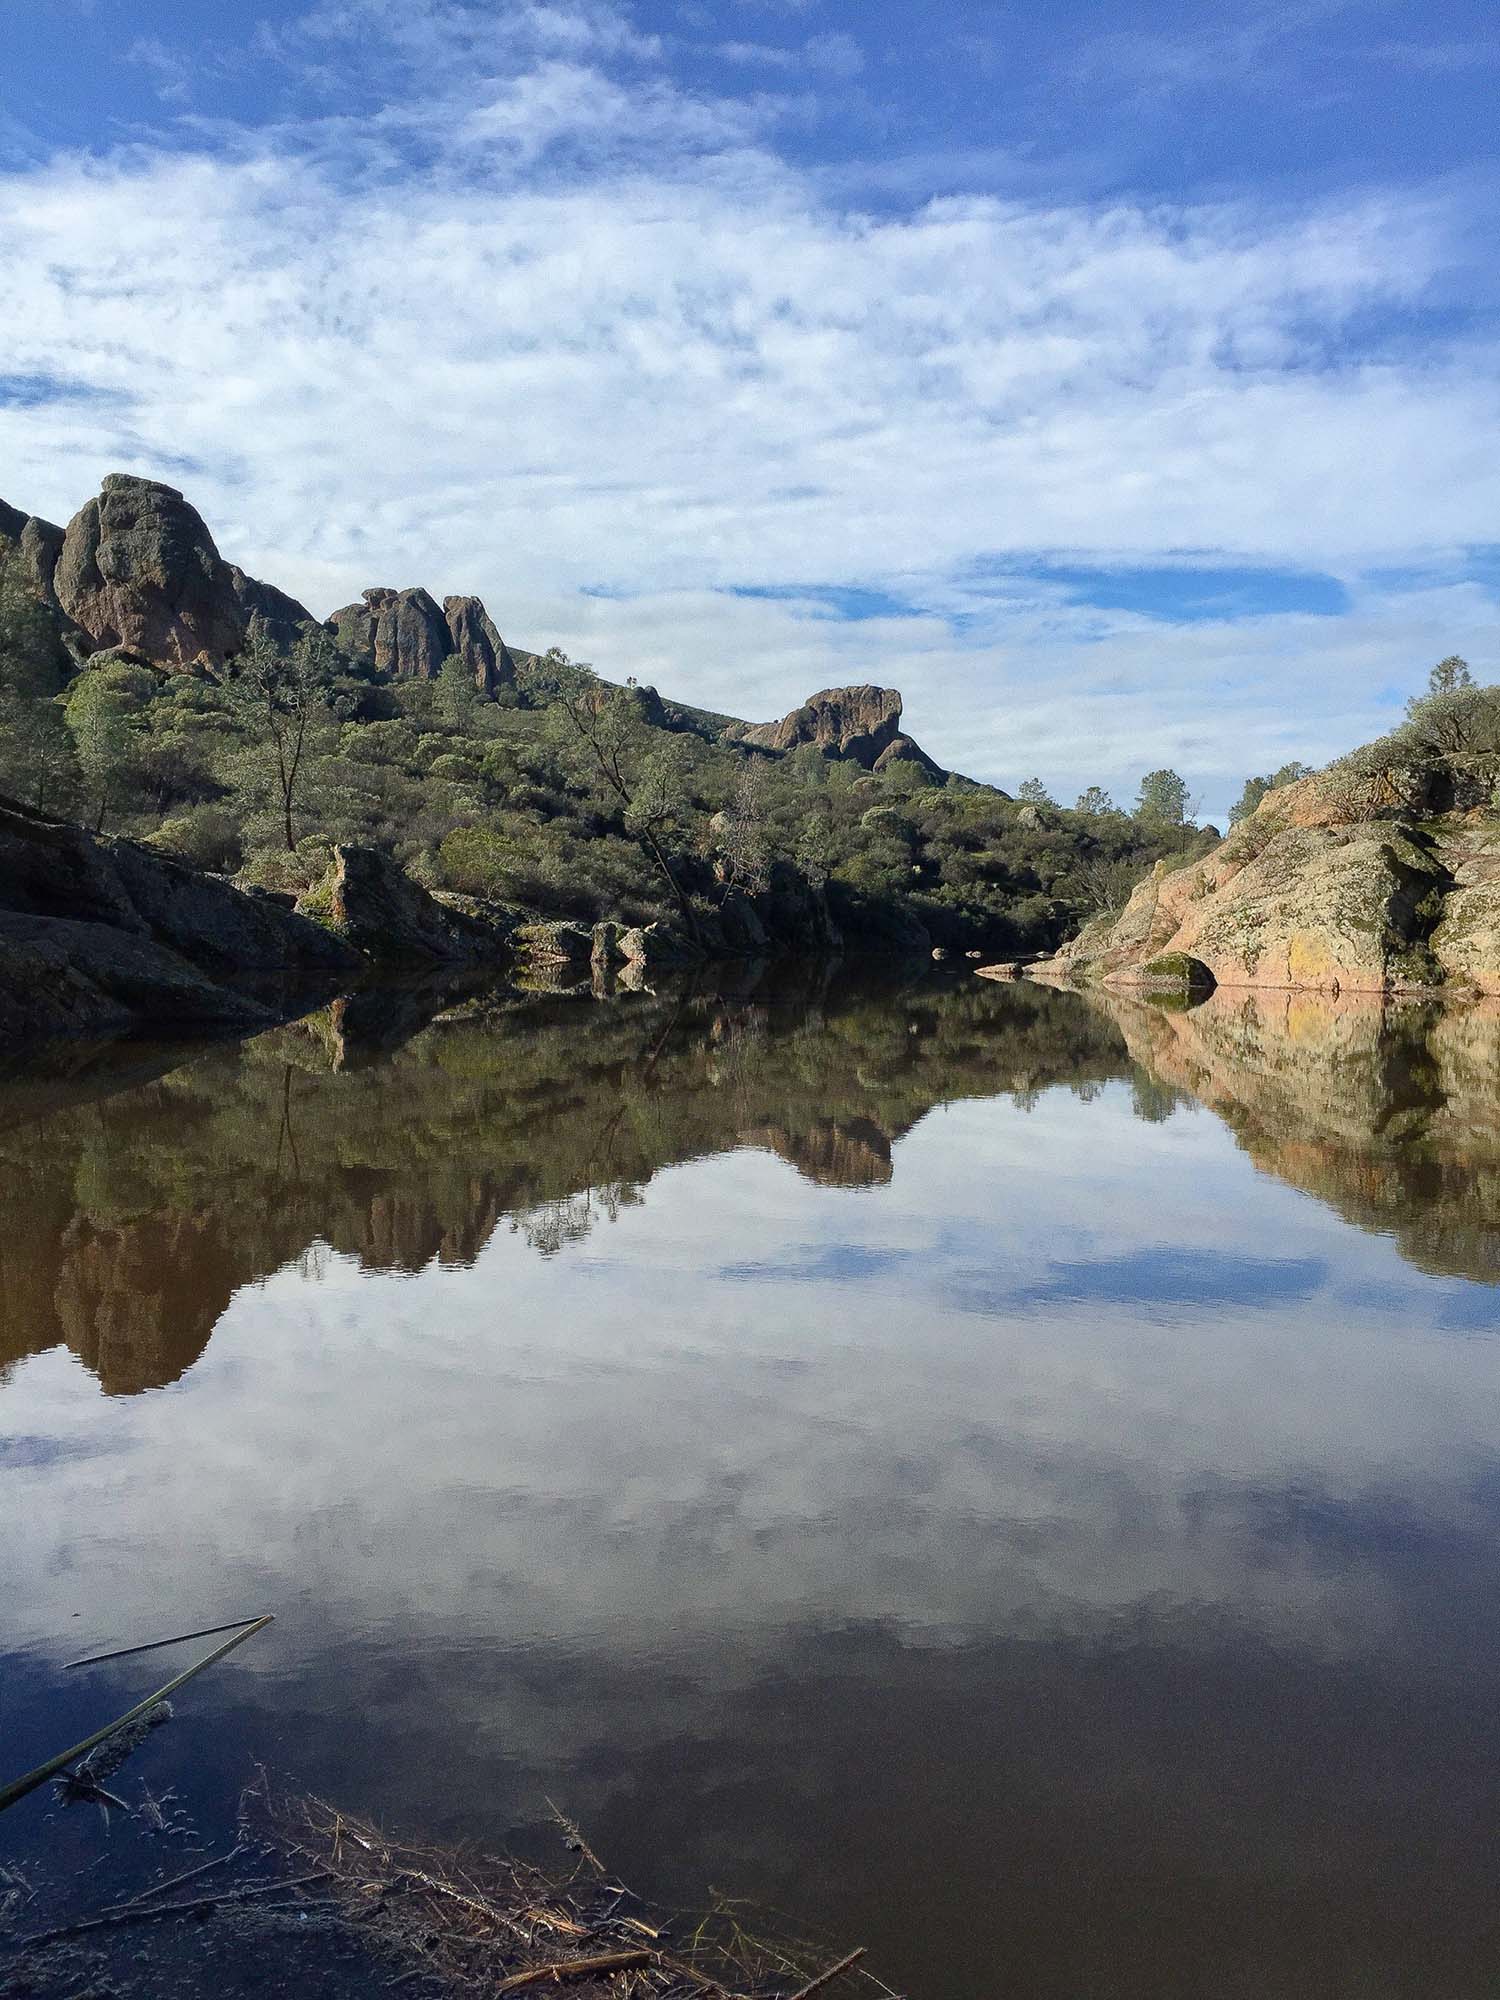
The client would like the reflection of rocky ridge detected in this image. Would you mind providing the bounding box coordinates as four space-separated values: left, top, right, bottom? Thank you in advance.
0 975 1124 1394
1091 985 1500 1284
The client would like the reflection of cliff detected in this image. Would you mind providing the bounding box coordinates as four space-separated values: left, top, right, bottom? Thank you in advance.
0 974 1127 1394
1092 986 1500 1284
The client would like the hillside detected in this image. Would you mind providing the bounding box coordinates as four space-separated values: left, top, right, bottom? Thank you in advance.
1033 680 1500 996
0 473 1206 964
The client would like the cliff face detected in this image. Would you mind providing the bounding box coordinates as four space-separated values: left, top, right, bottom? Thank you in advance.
1034 766 1500 998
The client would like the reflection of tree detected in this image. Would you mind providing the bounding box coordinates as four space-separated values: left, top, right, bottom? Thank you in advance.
0 972 1131 1394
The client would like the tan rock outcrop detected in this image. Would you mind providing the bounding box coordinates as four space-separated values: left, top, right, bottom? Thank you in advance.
1035 768 1466 997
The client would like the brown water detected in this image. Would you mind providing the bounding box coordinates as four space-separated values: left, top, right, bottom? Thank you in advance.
3 969 1500 1997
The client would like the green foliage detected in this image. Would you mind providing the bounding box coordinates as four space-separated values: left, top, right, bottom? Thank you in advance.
1074 786 1115 816
1017 777 1056 807
1134 767 1192 826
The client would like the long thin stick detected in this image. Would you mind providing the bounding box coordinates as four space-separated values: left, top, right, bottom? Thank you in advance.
101 1842 246 1912
6 1870 329 1953
0 1616 274 1816
64 1618 268 1671
787 1947 867 2000
495 1949 652 1993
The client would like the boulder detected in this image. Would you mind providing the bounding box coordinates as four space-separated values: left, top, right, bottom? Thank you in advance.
617 922 704 968
298 845 511 963
872 733 944 778
510 920 595 969
0 498 67 611
0 792 363 1042
228 565 316 653
0 910 273 1043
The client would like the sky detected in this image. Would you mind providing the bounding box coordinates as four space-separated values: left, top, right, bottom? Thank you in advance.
1 0 1498 816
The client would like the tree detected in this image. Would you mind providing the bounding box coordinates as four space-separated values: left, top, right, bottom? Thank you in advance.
718 762 769 893
529 649 700 933
436 653 480 732
1135 768 1191 826
222 628 338 852
1074 785 1115 816
1227 761 1313 824
1426 655 1474 699
64 671 140 833
1017 777 1055 807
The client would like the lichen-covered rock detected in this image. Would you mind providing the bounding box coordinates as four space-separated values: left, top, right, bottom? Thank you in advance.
617 922 704 968
53 474 248 668
0 497 67 611
511 921 595 968
1137 952 1216 993
0 910 273 1042
228 565 316 653
299 845 511 962
328 586 452 680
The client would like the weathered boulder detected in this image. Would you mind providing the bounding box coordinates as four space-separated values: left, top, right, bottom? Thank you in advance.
873 733 944 778
228 565 316 653
298 844 512 963
53 474 248 668
443 595 516 694
0 911 274 1043
328 586 451 680
743 686 910 768
618 922 704 968
1035 763 1471 997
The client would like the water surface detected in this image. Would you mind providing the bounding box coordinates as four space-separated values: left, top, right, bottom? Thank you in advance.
3 972 1500 1997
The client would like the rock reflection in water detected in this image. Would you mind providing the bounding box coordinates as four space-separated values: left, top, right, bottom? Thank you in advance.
1090 984 1500 1285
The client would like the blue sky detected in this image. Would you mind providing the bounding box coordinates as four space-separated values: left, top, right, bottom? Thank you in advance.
2 0 1498 813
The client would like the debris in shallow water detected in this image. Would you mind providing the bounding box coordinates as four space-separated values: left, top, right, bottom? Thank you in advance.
58 1703 173 1803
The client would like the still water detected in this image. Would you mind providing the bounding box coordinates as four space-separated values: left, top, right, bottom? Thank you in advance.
3 970 1500 1997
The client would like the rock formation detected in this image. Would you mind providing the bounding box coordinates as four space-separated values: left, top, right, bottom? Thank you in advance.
741 686 945 776
297 843 514 963
0 792 361 1041
1033 765 1500 997
327 584 521 689
444 594 517 694
3 474 318 671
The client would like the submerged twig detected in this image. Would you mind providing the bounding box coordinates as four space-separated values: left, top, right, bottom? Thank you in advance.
786 1947 867 1999
64 1618 270 1672
0 1616 274 1816
495 1947 653 1992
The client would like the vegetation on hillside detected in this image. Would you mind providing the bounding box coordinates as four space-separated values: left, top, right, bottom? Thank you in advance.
0 555 1216 956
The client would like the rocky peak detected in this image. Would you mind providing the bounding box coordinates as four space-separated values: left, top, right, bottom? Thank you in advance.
444 594 517 695
741 685 945 777
6 473 315 672
53 474 246 668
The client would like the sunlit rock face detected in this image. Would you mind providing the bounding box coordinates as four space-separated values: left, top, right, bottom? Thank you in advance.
1037 767 1500 998
52 474 309 669
443 594 516 694
327 585 451 680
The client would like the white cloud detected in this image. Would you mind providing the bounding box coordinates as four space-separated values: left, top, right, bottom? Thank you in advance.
0 3 1496 803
